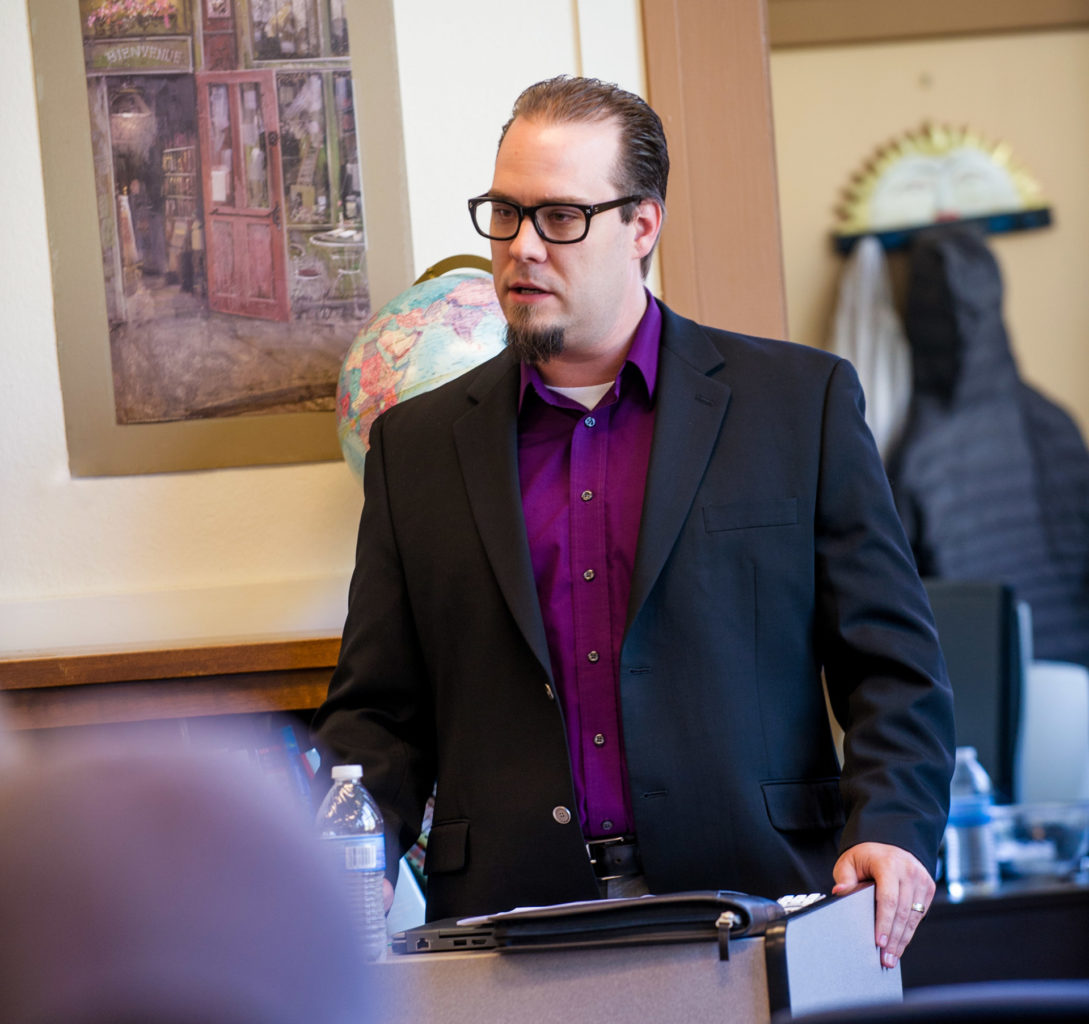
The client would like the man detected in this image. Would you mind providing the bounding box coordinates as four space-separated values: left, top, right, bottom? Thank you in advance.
313 76 955 969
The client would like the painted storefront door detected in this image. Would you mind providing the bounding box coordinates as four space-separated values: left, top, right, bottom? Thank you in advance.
196 69 289 321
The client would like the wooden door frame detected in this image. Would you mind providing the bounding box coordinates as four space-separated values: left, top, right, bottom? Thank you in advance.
767 0 1089 49
641 0 788 340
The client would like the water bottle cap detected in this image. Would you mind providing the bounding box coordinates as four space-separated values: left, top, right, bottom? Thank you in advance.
955 746 978 761
330 764 363 781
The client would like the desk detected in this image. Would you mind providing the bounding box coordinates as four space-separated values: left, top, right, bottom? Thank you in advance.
902 876 1089 988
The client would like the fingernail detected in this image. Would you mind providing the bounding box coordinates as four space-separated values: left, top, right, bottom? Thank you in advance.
878 934 889 947
883 952 897 968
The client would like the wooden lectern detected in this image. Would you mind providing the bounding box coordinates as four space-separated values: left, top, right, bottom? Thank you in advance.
369 885 900 1022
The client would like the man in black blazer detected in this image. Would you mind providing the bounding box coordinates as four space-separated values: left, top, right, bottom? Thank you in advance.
313 76 955 968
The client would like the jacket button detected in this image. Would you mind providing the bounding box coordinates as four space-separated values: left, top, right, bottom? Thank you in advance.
552 806 572 825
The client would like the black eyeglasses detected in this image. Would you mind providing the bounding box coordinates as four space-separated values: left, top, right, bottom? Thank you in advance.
467 195 642 244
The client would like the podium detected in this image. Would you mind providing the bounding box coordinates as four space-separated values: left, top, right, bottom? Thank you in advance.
369 885 901 1022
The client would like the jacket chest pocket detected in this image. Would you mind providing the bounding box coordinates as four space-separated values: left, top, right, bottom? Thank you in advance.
703 498 798 533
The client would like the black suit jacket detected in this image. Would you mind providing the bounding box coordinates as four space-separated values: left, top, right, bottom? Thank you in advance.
313 300 955 922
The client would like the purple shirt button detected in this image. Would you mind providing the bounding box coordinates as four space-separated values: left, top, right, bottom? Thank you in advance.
517 294 661 839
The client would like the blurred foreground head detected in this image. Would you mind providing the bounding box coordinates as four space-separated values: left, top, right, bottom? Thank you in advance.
0 738 375 1024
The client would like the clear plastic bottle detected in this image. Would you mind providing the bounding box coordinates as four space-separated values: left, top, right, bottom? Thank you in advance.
943 746 999 896
316 764 387 960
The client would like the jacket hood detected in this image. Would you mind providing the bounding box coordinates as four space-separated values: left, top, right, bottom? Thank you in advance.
904 224 1019 405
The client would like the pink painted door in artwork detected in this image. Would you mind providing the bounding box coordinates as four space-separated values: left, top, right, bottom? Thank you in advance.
196 70 289 321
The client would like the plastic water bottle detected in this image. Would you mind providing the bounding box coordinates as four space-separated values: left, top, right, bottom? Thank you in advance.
316 764 387 960
943 746 999 896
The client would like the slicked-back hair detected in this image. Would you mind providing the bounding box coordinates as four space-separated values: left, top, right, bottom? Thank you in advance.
498 76 668 276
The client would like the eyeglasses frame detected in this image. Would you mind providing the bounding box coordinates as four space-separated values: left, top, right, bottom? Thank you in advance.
467 194 643 245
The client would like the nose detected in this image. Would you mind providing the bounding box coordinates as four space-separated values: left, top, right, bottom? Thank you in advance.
508 211 547 262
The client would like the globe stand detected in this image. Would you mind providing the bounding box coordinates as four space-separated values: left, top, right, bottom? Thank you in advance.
414 254 492 284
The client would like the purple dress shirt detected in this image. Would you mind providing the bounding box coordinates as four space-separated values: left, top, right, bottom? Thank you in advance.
517 297 661 839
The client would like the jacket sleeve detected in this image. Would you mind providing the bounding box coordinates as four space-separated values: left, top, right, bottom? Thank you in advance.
310 413 437 869
814 359 956 874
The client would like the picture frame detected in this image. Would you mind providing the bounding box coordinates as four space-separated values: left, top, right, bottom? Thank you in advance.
27 0 413 475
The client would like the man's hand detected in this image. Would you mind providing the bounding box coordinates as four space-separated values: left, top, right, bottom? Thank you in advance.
383 878 396 914
832 842 935 969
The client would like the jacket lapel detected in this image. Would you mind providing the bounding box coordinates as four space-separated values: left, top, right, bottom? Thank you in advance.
626 306 732 631
453 350 554 679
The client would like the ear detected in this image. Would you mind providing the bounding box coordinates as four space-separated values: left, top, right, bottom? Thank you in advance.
631 199 664 261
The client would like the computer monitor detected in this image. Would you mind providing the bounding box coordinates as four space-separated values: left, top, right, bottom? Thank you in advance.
923 579 1025 803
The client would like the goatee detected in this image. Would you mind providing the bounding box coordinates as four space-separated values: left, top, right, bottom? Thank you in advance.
505 321 565 364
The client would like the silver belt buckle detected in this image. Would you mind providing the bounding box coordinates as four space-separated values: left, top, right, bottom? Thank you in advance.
586 835 635 881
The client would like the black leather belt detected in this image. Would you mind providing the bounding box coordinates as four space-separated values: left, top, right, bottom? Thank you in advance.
586 835 642 880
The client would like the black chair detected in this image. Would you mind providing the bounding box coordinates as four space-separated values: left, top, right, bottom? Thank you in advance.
782 981 1089 1023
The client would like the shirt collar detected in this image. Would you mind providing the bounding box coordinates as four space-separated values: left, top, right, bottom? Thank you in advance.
518 291 662 411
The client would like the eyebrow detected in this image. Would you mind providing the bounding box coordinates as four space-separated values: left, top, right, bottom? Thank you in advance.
484 191 591 207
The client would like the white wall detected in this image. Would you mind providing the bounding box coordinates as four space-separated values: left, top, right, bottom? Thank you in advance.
0 0 645 655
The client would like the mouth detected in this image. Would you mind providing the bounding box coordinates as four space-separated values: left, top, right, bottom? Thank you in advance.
508 282 550 296
505 280 556 309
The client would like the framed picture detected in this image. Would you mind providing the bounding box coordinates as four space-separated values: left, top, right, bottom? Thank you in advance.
28 0 412 474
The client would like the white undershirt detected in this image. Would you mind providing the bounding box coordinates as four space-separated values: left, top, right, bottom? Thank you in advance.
546 381 615 411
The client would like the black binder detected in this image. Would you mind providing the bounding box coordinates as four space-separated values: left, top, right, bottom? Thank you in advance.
393 890 786 959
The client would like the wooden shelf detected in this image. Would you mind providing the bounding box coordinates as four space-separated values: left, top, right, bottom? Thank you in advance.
0 635 340 730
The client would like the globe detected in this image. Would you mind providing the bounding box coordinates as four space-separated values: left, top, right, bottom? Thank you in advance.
337 271 507 483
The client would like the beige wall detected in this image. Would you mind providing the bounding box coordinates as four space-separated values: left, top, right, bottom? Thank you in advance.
771 29 1089 437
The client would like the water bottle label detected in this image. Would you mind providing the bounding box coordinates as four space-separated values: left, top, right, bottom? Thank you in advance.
334 835 385 872
948 795 992 828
